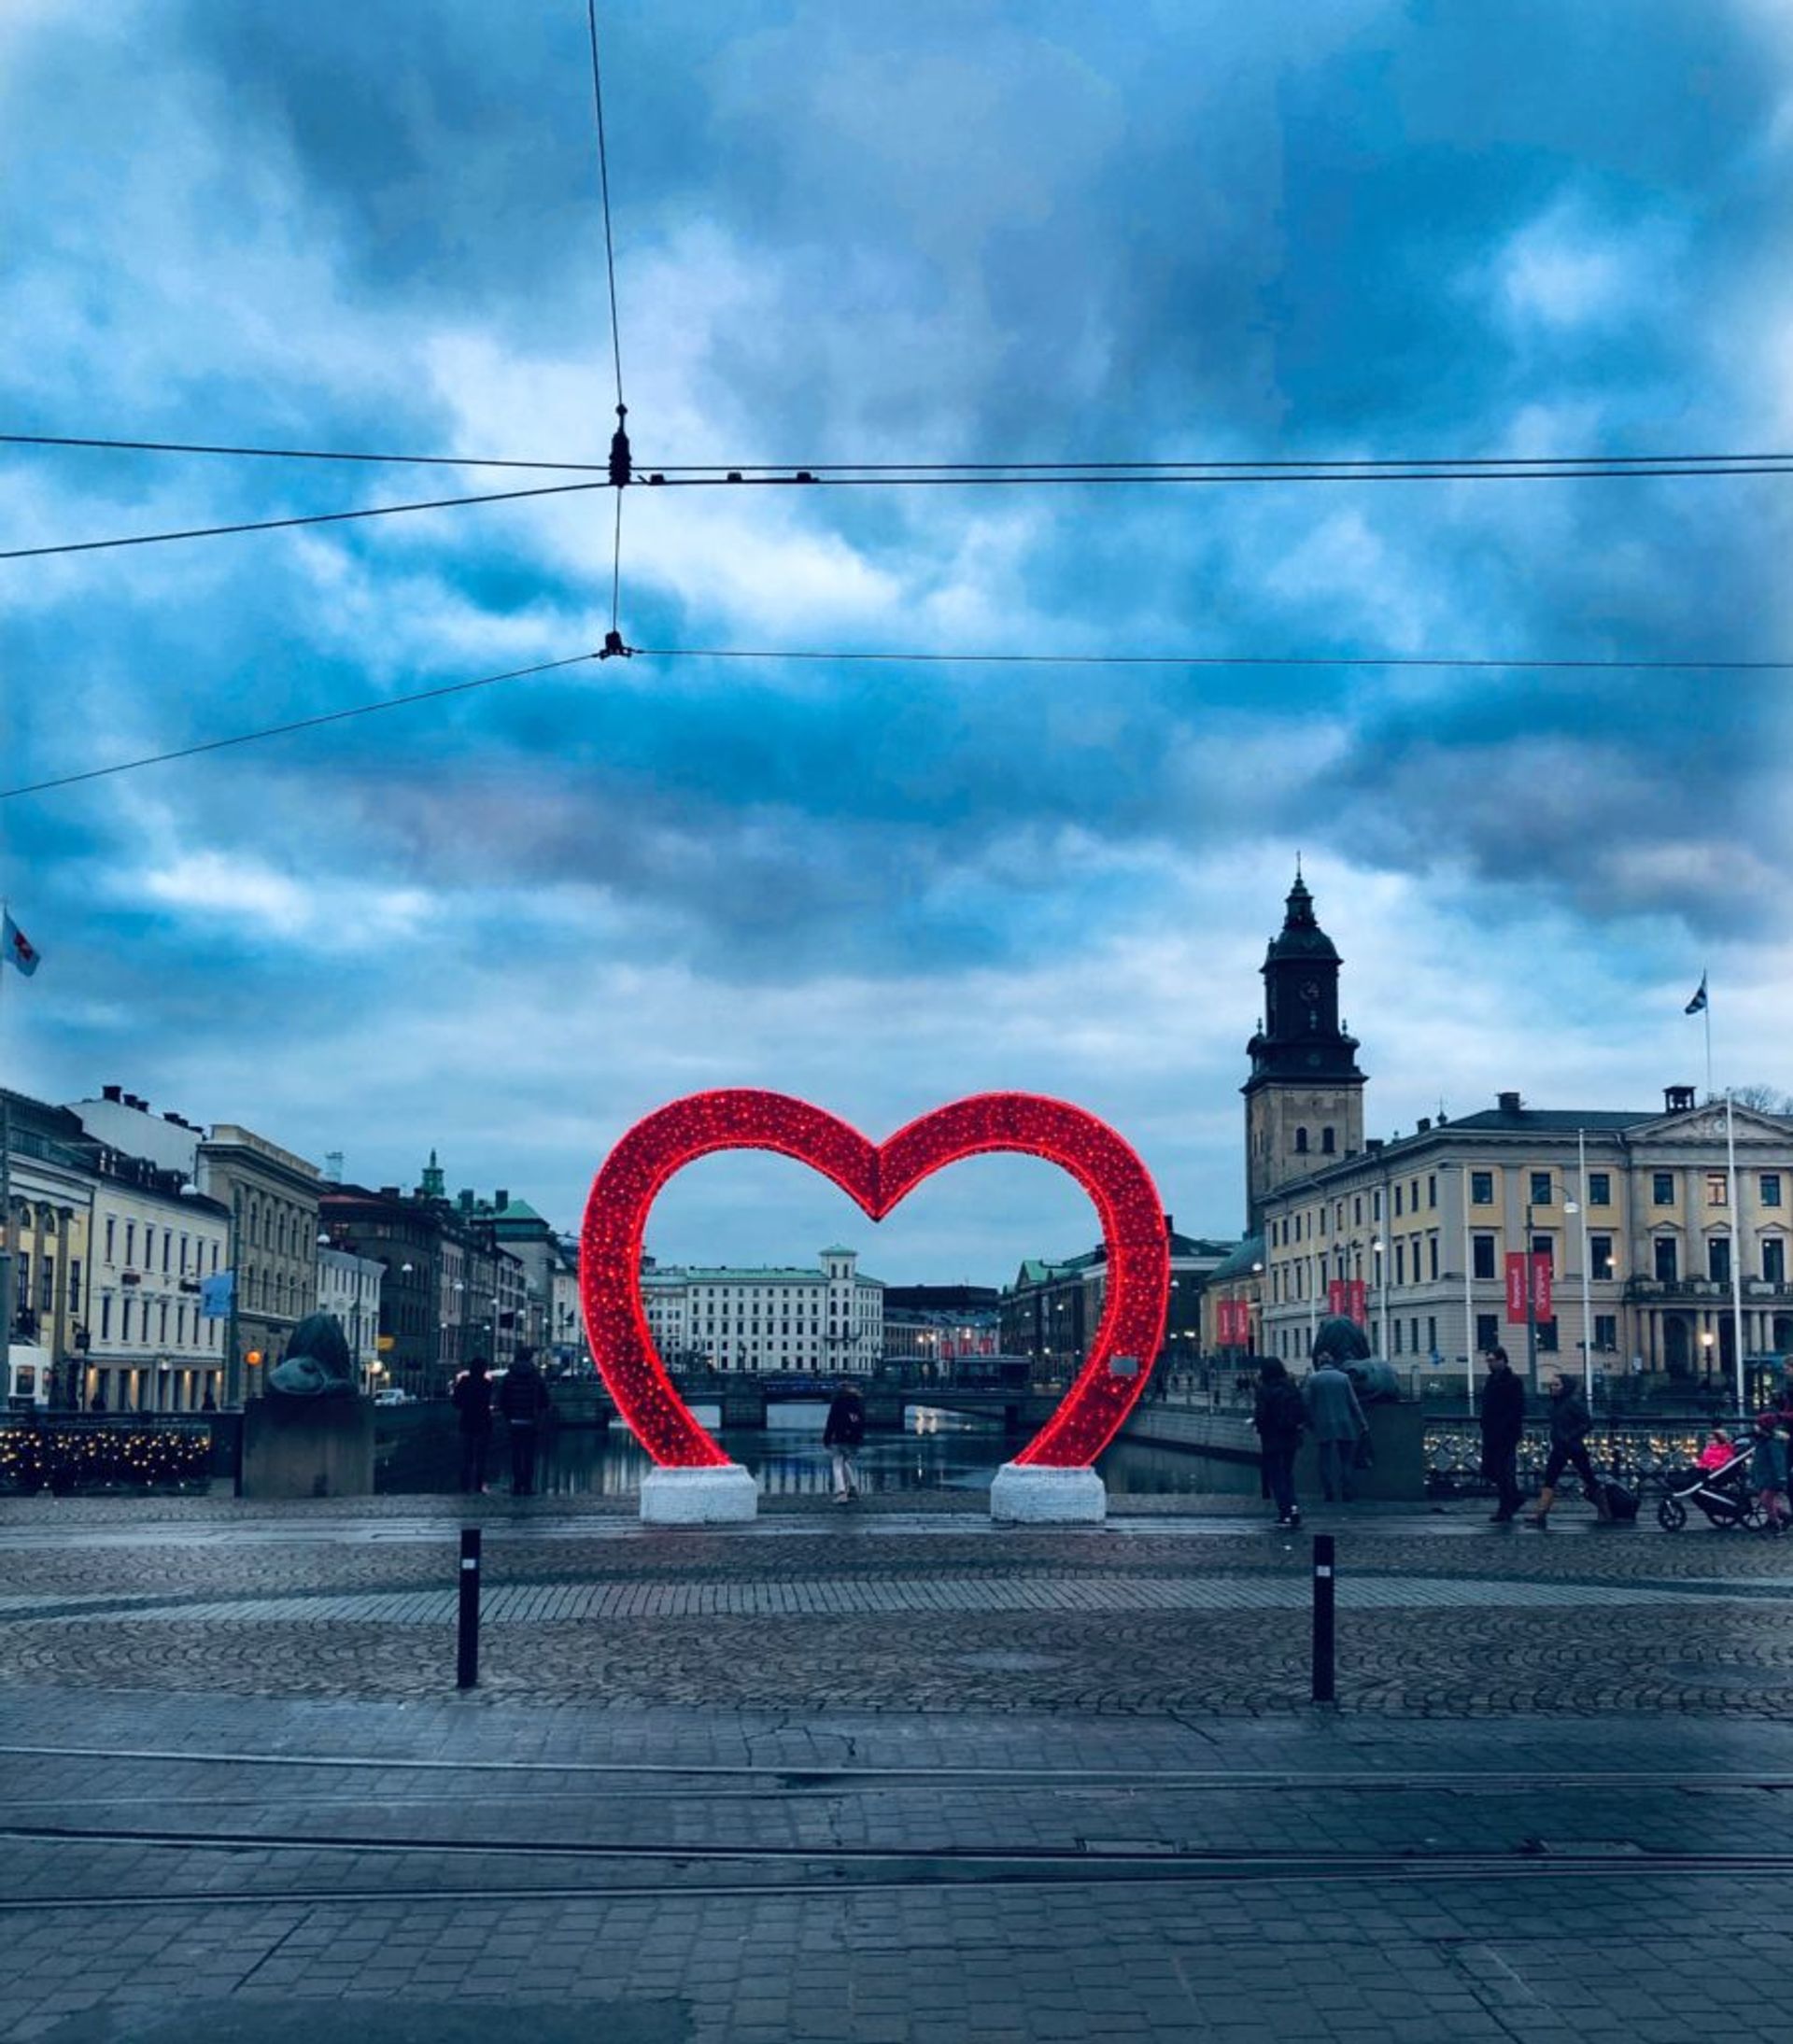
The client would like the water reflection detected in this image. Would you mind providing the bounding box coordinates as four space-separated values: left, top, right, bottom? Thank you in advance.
377 1400 1263 1500
377 1402 1015 1500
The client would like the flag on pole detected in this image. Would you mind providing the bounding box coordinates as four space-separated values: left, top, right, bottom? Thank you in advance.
200 1271 235 1319
1 912 39 977
1684 973 1708 1015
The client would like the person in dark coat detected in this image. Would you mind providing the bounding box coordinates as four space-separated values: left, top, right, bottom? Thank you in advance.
1252 1358 1306 1529
451 1354 495 1493
1477 1346 1526 1522
496 1347 552 1497
823 1380 866 1501
1531 1370 1610 1527
1304 1356 1367 1503
1749 1412 1790 1530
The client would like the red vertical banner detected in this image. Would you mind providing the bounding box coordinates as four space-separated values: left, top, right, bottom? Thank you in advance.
1327 1278 1347 1318
1217 1299 1253 1346
1347 1278 1367 1327
1505 1252 1551 1319
1505 1252 1529 1321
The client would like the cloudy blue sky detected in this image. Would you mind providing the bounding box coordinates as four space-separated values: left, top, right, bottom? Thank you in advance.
6 0 1793 1279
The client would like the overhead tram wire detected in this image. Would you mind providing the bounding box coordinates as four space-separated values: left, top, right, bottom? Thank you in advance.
631 646 1793 672
586 0 625 416
0 478 610 562
10 431 1793 477
0 650 614 799
10 456 1793 564
584 0 630 648
7 642 1793 804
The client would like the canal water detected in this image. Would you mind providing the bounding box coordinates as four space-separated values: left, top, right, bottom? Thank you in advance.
378 1402 1259 1501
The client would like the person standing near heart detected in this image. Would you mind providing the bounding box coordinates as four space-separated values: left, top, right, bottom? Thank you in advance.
823 1378 867 1502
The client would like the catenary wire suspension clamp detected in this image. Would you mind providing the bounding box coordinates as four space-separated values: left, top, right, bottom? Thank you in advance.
608 404 631 487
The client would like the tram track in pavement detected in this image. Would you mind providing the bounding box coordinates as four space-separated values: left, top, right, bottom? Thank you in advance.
1 1836 1790 1910
0 1744 1785 1908
4 1741 1793 1793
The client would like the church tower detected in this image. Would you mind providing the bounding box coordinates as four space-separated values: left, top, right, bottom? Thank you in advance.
1241 867 1365 1232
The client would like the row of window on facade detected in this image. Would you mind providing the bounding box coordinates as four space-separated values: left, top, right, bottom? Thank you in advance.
99 1217 224 1276
13 1253 83 1319
1268 1170 1786 1253
1270 1229 1787 1301
237 1198 315 1261
93 1293 223 1348
1267 1312 1621 1362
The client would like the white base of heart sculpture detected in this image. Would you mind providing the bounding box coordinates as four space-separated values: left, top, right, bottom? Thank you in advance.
640 1463 759 1525
988 1462 1107 1525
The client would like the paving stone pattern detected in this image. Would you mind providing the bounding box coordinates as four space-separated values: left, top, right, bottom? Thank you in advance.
0 1497 1789 2039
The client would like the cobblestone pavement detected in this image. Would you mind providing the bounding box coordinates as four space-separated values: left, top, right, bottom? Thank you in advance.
0 1493 1789 2040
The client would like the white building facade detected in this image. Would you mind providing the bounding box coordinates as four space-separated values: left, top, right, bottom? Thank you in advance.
318 1247 385 1392
85 1160 231 1413
641 1246 883 1374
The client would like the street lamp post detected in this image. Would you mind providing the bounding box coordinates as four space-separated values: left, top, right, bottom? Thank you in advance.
399 1262 415 1397
227 1190 243 1408
1371 1237 1388 1360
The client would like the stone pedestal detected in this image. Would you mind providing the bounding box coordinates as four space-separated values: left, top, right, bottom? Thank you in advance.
989 1461 1107 1525
240 1396 374 1500
640 1462 758 1525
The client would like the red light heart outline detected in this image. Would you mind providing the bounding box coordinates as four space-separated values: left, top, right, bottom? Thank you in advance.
579 1089 1169 1470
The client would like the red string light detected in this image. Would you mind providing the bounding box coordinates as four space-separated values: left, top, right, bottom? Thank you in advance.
578 1090 1169 1470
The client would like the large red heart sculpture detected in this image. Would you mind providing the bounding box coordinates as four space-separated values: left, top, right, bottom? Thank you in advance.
579 1090 1169 1470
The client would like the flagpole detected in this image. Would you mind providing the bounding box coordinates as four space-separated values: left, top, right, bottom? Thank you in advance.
1461 1163 1475 1419
1577 1129 1593 1406
1727 1091 1746 1419
1704 975 1713 1102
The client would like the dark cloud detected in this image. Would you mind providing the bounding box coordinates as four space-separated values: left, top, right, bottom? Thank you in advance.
7 1 1793 1261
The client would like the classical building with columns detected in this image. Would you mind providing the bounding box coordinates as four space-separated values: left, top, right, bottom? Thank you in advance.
1240 875 1793 1390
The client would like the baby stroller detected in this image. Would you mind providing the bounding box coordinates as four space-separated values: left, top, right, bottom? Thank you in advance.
1656 1442 1759 1531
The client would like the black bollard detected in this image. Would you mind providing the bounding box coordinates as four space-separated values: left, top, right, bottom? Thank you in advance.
1311 1532 1336 1705
457 1526 482 1689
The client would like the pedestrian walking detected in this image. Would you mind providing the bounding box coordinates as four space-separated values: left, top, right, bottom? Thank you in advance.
1530 1369 1612 1527
823 1378 866 1501
451 1353 495 1494
497 1346 552 1497
1748 1412 1790 1531
1252 1357 1306 1529
1477 1346 1526 1522
1304 1353 1368 1503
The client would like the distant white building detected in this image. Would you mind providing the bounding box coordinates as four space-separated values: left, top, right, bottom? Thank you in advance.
318 1247 385 1392
85 1160 230 1414
641 1246 882 1374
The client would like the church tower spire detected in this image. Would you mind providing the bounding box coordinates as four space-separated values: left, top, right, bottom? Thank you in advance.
1241 869 1366 1231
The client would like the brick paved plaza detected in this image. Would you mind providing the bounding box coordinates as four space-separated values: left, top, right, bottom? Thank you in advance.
0 1488 1789 2040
